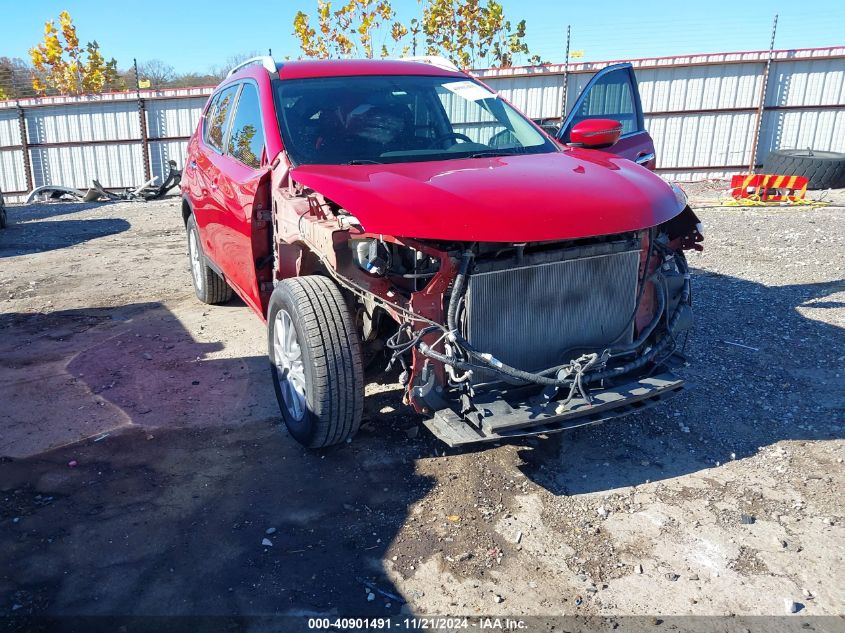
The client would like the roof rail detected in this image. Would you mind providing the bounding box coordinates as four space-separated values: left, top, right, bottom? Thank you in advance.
226 56 277 78
398 55 460 72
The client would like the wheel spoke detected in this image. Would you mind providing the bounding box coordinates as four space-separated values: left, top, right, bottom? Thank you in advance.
273 308 307 421
189 231 203 291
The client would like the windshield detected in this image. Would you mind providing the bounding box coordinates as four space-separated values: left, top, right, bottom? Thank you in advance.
274 74 556 165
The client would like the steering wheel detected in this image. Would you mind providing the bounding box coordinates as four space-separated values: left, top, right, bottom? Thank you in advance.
430 132 474 148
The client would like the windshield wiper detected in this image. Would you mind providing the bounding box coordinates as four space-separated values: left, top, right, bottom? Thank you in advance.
345 159 383 165
467 149 525 159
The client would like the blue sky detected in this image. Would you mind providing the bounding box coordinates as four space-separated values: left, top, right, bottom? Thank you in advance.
1 0 842 73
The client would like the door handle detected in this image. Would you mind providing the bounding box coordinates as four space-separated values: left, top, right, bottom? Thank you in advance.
635 152 655 166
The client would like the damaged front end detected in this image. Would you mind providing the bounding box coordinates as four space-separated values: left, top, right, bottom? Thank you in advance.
278 176 703 446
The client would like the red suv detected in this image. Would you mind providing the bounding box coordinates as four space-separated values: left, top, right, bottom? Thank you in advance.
181 56 702 448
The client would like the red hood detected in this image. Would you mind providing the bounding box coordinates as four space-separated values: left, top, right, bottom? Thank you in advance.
290 150 682 242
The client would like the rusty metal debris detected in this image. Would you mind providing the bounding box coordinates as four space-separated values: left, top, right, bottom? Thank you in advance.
25 160 182 204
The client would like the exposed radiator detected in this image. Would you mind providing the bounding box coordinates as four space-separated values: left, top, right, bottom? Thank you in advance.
463 243 641 384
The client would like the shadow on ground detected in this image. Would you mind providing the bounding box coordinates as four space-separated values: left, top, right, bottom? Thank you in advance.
0 302 433 618
2 263 843 616
0 214 130 257
515 270 845 496
4 201 120 223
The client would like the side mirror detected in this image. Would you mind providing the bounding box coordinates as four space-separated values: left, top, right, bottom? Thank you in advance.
568 119 623 149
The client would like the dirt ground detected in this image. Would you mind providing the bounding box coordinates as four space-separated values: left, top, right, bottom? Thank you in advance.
0 183 843 624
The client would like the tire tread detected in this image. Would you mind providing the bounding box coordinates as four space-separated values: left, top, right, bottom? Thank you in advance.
763 149 845 190
270 275 363 448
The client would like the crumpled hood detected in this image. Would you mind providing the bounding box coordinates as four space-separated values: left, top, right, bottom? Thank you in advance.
290 150 682 242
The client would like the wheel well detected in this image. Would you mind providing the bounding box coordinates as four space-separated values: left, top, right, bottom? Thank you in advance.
181 198 192 226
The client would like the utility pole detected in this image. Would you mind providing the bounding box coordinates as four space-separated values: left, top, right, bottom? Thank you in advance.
748 14 778 174
560 25 571 123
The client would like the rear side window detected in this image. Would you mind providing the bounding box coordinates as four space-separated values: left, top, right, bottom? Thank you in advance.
204 85 239 152
227 83 265 169
570 72 639 135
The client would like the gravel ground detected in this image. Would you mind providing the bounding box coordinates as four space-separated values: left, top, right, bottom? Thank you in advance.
0 186 843 622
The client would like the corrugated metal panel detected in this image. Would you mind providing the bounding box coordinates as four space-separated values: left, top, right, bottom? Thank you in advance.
29 143 144 189
146 97 207 138
0 109 21 148
25 102 139 144
645 112 756 169
1 86 214 110
758 108 845 158
483 75 564 119
767 59 845 107
637 63 761 111
0 149 26 195
657 169 741 183
472 46 845 78
480 50 844 177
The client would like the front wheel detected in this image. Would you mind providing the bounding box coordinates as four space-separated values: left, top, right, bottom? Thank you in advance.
268 276 364 448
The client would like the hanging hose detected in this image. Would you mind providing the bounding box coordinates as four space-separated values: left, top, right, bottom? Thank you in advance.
584 255 690 385
447 249 473 334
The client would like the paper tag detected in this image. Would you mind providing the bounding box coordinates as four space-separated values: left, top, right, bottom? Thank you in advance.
442 80 496 102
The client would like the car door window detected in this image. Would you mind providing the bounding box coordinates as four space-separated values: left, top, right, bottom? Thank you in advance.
205 85 239 152
227 83 265 169
565 69 641 139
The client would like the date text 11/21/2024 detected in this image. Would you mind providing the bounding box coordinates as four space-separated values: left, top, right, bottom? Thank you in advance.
307 617 528 630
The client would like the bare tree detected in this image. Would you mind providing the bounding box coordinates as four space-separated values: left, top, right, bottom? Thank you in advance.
210 51 262 80
0 57 32 99
137 59 176 88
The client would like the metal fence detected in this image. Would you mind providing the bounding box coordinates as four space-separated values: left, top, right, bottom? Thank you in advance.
0 87 213 203
476 45 845 181
1 45 844 202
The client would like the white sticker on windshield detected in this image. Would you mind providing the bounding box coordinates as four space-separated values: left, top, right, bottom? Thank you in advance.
443 80 496 102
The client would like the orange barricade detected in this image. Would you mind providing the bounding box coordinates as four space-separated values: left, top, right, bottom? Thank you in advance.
730 173 808 202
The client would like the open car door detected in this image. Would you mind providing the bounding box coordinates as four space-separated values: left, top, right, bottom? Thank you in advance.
556 63 655 170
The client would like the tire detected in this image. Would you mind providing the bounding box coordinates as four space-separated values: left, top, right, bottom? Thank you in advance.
762 149 845 190
185 214 232 304
268 275 364 448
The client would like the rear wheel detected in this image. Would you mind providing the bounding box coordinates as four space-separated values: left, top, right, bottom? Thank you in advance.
268 276 364 448
185 214 232 304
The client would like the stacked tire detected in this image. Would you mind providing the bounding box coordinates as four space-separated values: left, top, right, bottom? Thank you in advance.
762 149 845 190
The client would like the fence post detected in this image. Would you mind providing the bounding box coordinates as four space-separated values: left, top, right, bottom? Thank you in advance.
138 98 151 183
134 58 152 183
748 14 778 173
17 105 33 192
560 25 571 123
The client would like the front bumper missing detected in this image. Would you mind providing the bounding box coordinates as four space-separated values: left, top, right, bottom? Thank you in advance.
423 372 685 447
